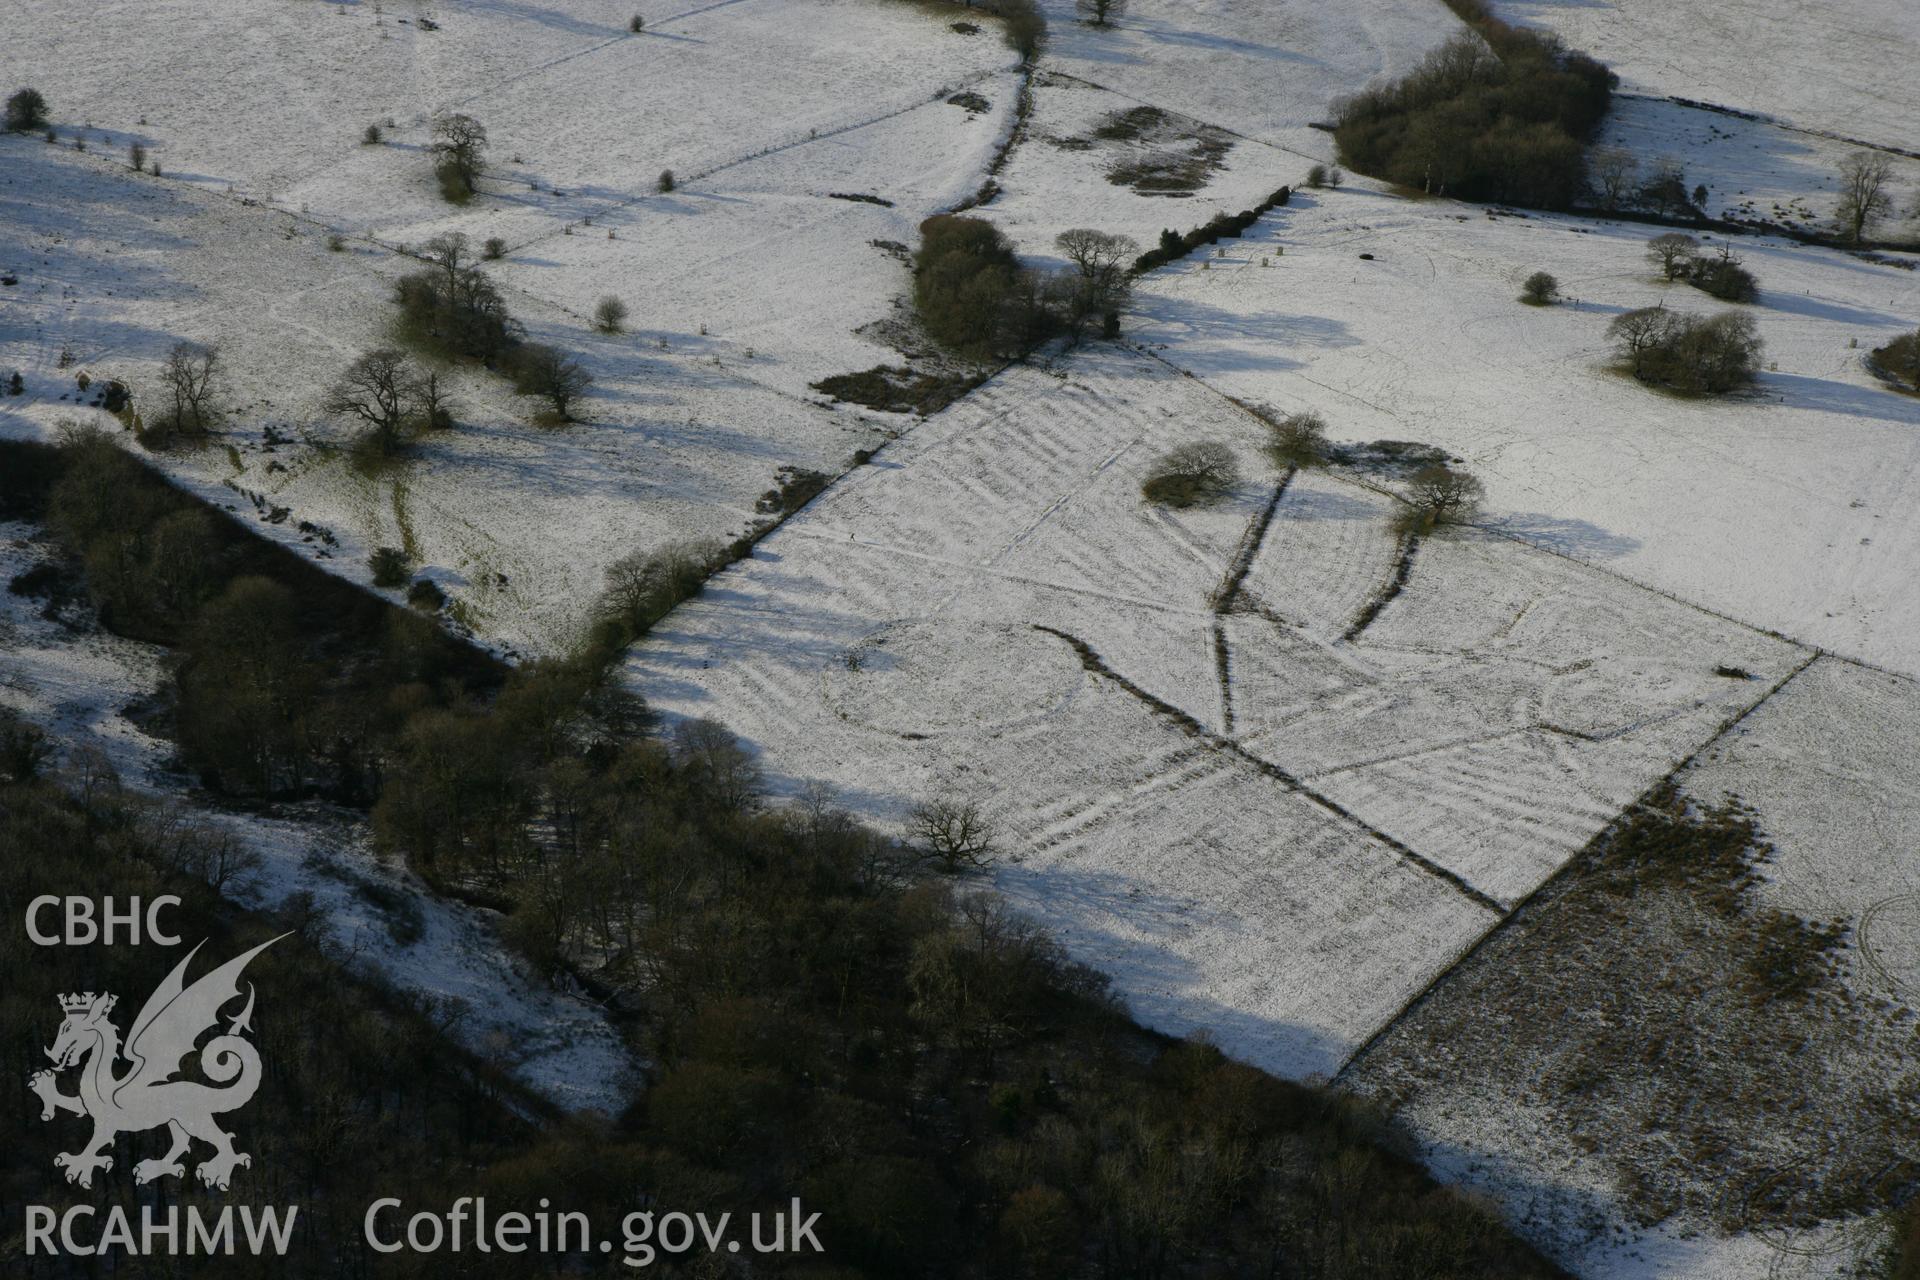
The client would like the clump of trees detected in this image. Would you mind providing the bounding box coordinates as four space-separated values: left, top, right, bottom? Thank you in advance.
591 537 734 652
1519 270 1559 305
1869 329 1920 392
1142 441 1239 507
509 343 593 422
1332 29 1615 208
5 87 48 132
1645 233 1757 302
912 215 1054 359
429 112 487 203
395 231 519 361
1608 306 1763 394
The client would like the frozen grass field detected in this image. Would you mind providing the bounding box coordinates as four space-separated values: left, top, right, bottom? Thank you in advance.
5 0 1919 1271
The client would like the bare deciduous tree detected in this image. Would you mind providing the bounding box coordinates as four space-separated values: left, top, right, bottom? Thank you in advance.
411 367 456 430
1835 150 1894 243
910 797 997 874
1591 146 1638 210
159 342 223 436
593 295 629 334
1054 228 1138 335
1142 440 1239 507
421 231 472 286
1404 463 1484 530
429 113 488 199
1646 232 1699 281
326 348 415 454
1078 0 1124 25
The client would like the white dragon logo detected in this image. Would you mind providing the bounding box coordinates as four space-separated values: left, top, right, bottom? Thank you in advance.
30 936 283 1191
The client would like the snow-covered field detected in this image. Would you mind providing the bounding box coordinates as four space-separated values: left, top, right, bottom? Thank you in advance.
1490 0 1920 154
7 0 1918 1271
1124 186 1920 676
1029 0 1461 160
622 342 1812 1074
1 0 1028 654
0 523 634 1112
1599 94 1920 235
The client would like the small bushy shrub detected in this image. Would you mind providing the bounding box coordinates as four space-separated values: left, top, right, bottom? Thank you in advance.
592 295 628 334
5 87 48 133
406 578 446 611
369 546 411 588
362 122 383 145
1520 270 1559 305
1266 411 1329 469
657 169 675 193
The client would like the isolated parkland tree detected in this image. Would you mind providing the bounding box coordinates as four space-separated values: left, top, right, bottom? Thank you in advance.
1404 463 1484 530
1078 0 1123 25
1520 271 1560 305
1835 151 1894 243
593 295 629 334
430 113 488 201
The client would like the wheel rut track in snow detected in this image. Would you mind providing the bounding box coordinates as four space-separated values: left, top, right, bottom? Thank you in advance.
1329 649 1827 1085
1030 623 1506 916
